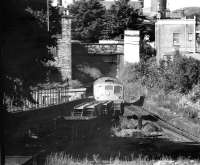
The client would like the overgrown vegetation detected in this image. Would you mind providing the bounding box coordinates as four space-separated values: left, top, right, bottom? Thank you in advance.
69 0 106 42
119 52 200 137
45 152 200 165
2 0 62 107
120 53 200 95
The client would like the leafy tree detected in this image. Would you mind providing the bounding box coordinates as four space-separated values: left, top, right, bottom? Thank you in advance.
1 1 61 163
102 0 133 39
102 0 155 42
2 0 61 107
140 38 156 61
135 53 200 94
69 0 106 42
172 54 200 93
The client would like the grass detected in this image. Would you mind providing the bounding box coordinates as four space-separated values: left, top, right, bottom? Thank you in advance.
45 152 200 165
45 152 153 165
144 92 200 138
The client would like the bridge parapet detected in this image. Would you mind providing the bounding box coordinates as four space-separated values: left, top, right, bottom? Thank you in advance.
82 43 124 55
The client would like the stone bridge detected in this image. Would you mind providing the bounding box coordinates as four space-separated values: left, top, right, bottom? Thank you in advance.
81 43 124 55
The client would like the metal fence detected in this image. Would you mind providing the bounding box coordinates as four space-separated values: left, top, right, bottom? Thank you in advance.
8 87 86 113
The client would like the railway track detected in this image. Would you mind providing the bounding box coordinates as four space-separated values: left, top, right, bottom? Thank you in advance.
64 100 121 120
68 100 200 143
128 105 200 143
21 101 200 164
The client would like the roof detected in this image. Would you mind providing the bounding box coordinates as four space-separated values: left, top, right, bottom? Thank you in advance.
94 77 122 85
156 18 196 25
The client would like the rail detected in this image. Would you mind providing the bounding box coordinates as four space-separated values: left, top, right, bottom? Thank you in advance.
19 102 200 165
139 106 200 143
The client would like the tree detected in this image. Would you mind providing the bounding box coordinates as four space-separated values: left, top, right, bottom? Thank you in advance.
1 2 61 163
102 0 133 39
2 0 60 107
102 0 155 41
69 0 106 42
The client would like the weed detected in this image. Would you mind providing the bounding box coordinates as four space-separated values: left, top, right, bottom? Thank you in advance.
45 153 200 165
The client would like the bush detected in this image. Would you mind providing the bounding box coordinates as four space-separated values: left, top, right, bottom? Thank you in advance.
118 54 200 105
171 54 200 93
118 63 148 101
189 84 200 103
137 55 200 94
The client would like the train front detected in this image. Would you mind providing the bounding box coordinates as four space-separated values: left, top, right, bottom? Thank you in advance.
93 77 124 116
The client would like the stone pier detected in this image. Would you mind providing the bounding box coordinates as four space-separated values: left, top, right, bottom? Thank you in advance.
54 13 72 81
124 30 140 64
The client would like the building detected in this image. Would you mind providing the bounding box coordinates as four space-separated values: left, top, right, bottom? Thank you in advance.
155 17 200 63
142 0 167 18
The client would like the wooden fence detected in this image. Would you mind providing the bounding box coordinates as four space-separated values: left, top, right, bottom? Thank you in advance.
8 87 86 113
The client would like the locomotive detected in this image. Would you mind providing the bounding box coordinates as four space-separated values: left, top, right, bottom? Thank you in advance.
93 77 123 102
71 77 124 119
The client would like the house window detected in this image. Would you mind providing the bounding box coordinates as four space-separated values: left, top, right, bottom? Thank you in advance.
188 33 193 41
173 33 180 45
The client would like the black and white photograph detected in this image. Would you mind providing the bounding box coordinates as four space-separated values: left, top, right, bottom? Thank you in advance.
2 0 200 164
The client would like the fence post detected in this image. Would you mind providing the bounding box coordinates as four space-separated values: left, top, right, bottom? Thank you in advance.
47 89 50 106
58 88 61 104
40 90 42 108
36 90 38 108
53 88 55 105
65 86 67 102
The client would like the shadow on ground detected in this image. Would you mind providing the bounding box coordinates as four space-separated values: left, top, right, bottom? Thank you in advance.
5 105 200 165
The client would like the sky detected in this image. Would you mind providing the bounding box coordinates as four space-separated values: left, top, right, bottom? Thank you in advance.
167 0 200 11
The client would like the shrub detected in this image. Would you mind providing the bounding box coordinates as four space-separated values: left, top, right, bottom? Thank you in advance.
118 54 200 107
138 55 200 94
189 84 200 103
171 54 200 93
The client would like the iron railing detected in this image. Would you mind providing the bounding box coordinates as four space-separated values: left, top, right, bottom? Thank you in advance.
7 87 86 113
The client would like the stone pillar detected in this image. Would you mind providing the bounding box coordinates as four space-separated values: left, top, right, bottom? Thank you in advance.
56 14 72 81
124 30 140 64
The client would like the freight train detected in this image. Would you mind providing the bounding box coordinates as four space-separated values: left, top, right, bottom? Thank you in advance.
71 77 124 119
